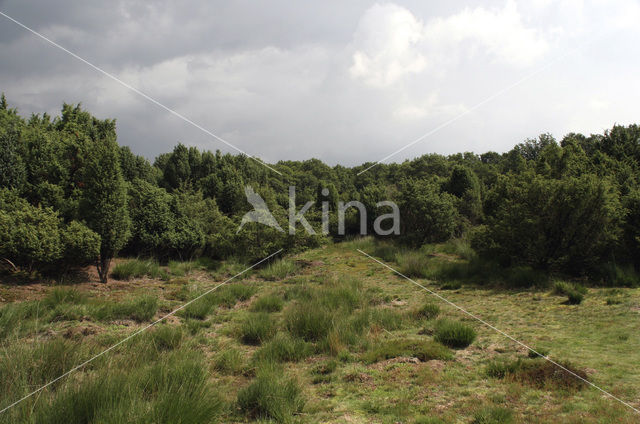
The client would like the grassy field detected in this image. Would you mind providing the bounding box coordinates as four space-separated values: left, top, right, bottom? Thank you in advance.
0 239 639 423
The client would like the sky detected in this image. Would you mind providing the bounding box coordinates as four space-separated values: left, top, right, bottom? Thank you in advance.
0 0 639 167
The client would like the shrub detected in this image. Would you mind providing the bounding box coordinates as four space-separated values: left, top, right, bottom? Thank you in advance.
553 281 586 305
284 303 333 341
415 302 440 320
237 366 305 423
253 333 312 363
251 295 284 312
213 348 244 374
259 259 299 281
472 406 514 424
434 319 476 349
362 339 452 363
240 313 277 345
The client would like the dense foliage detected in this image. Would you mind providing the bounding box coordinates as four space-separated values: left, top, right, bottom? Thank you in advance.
1 97 638 283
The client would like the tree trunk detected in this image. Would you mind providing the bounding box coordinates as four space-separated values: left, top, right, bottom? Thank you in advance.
97 256 111 284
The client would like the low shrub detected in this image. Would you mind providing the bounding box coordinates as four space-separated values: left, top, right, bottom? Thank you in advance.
362 339 452 363
237 366 305 423
251 295 284 312
566 290 584 305
240 313 277 345
253 333 312 363
434 319 476 349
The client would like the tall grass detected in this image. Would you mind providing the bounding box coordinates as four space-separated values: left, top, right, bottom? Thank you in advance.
251 294 284 312
90 295 158 322
434 319 476 349
252 333 312 363
362 339 452 363
259 259 300 281
239 313 277 345
396 251 430 278
237 365 305 423
110 259 167 280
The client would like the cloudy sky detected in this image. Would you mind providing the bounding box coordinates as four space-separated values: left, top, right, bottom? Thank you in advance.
1 0 639 166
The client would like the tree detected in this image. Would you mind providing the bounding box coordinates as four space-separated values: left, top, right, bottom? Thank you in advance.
79 127 130 283
398 179 458 246
474 174 623 273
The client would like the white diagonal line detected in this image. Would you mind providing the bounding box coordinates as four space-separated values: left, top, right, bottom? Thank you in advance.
0 249 283 415
0 11 282 176
357 31 606 176
357 249 640 415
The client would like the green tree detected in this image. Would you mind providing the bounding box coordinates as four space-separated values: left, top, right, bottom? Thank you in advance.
80 129 130 283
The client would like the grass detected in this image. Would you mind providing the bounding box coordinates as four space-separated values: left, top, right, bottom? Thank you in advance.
2 242 640 422
434 319 477 349
472 406 514 424
362 339 452 363
110 259 168 280
487 357 587 390
415 302 440 320
236 365 305 423
213 348 244 374
259 259 299 281
250 294 284 312
239 312 277 345
252 333 312 363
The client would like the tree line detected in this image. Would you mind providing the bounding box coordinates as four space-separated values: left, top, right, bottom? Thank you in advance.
1 97 638 284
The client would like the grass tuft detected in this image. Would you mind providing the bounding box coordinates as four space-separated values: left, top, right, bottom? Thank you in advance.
434 319 476 349
240 313 277 345
237 365 305 423
362 339 452 363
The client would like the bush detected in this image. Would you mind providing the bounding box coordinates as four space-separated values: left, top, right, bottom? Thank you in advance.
251 295 284 312
237 366 305 423
362 339 452 363
240 313 277 345
472 406 514 424
415 302 440 320
253 333 312 363
434 319 476 349
553 281 586 304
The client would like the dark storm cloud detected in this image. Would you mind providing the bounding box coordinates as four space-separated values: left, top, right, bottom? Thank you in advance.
1 0 639 165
